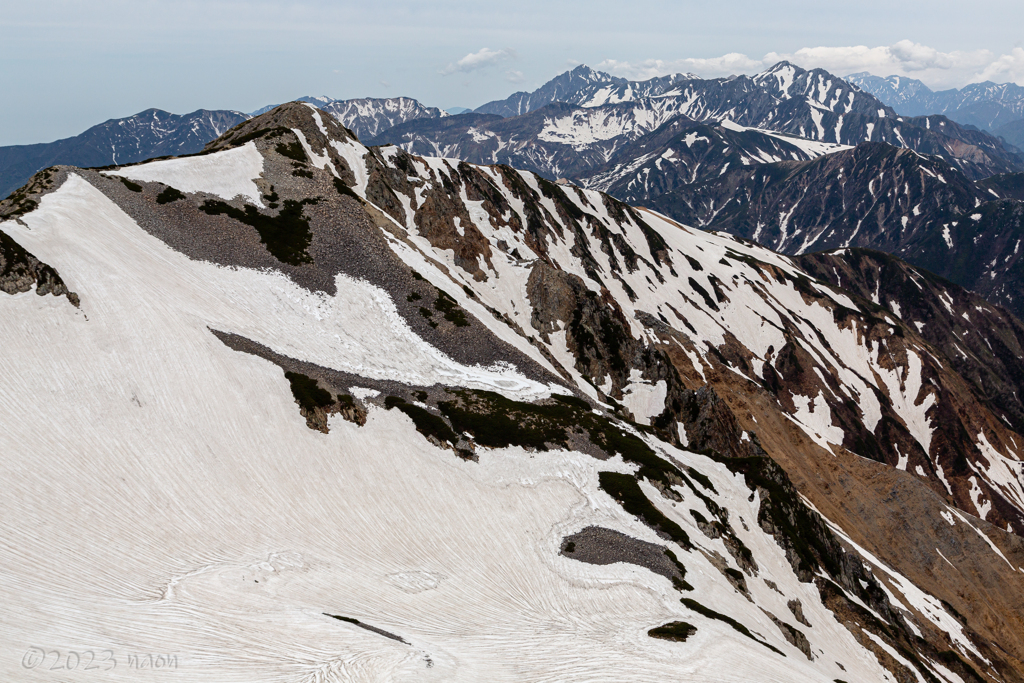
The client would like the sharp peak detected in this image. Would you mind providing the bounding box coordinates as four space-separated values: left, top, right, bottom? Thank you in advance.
763 60 801 72
561 63 616 82
759 60 843 79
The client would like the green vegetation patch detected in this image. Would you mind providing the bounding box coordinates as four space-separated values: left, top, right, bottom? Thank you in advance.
598 472 691 550
433 289 469 327
284 371 333 412
709 453 840 579
0 229 30 278
333 177 360 201
665 548 694 591
685 466 717 494
119 177 143 192
647 621 697 642
199 198 319 265
156 186 186 204
275 140 308 162
439 390 574 451
680 597 784 655
436 389 684 484
385 396 459 446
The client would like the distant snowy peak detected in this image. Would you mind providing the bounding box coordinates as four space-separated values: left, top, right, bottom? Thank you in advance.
847 72 1024 131
844 73 932 111
752 61 894 119
475 65 696 117
251 95 447 141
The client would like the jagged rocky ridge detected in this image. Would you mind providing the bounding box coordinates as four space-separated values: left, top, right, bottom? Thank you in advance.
1 102 1023 682
374 61 1024 182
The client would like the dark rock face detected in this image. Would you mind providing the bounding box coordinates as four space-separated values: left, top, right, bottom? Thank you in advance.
649 142 977 253
645 143 1024 318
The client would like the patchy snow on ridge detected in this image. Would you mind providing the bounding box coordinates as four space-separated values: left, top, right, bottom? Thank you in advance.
720 119 852 158
620 370 668 426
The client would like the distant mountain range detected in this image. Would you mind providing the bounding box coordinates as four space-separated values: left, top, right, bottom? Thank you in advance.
0 109 249 199
846 72 1024 134
371 62 1023 182
0 97 448 199
5 62 1023 200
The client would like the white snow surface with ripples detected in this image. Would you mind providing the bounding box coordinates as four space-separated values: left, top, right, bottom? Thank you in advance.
0 174 901 682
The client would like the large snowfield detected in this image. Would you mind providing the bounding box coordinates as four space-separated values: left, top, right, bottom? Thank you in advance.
0 175 911 681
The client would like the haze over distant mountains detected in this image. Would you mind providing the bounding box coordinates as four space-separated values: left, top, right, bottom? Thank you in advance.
846 72 1024 133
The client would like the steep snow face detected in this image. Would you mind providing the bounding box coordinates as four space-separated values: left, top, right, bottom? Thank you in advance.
106 142 267 207
10 175 553 400
0 178 902 682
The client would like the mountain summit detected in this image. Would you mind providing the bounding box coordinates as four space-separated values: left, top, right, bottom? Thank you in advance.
1 101 1023 681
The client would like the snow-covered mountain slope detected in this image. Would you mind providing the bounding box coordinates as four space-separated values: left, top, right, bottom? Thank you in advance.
847 72 1024 132
252 95 448 140
2 102 1024 682
0 108 249 199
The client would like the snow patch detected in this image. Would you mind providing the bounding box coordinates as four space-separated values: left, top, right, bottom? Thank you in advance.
106 142 266 207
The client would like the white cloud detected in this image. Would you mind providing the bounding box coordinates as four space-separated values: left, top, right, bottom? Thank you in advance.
505 70 525 84
597 41 1024 89
441 47 516 76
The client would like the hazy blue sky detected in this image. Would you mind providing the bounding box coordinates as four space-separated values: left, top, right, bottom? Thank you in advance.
2 0 1023 146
